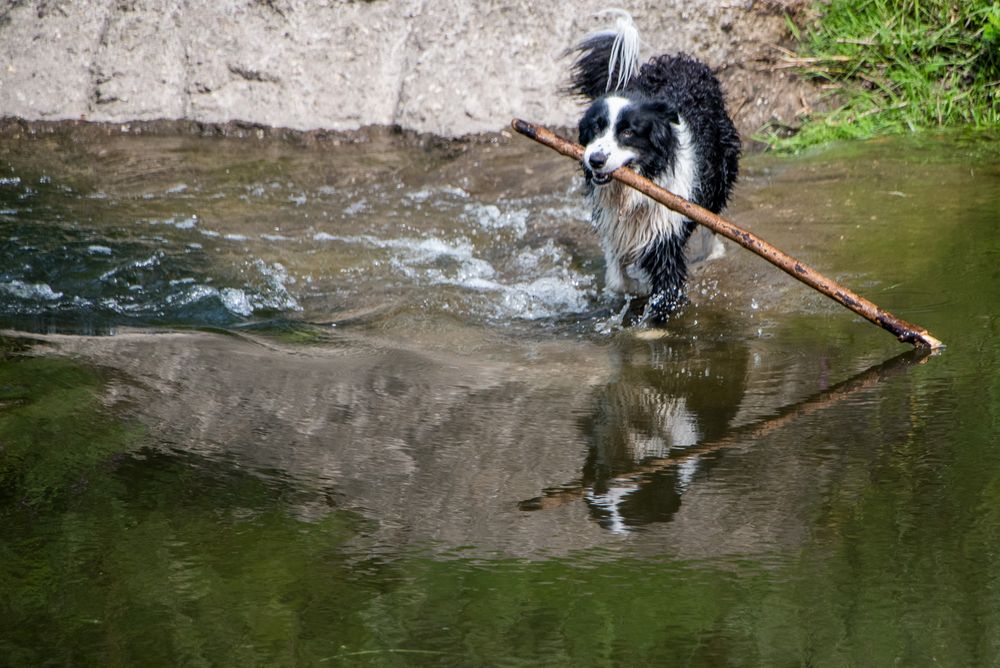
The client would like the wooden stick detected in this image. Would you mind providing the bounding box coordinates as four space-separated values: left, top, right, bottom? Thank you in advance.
511 118 943 350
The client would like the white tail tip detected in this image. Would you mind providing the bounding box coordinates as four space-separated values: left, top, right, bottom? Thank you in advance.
594 9 640 91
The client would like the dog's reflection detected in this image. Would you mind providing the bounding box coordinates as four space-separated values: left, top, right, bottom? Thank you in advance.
577 336 749 532
520 335 928 534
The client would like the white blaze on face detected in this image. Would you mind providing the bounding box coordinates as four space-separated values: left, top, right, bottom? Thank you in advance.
583 96 637 175
588 111 701 297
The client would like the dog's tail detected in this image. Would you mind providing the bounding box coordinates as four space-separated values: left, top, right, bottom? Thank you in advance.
568 9 641 99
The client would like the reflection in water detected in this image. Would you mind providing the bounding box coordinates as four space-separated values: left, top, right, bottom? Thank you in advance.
20 324 931 560
523 345 930 534
579 335 749 532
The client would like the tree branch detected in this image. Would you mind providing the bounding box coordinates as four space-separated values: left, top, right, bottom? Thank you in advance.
510 118 943 350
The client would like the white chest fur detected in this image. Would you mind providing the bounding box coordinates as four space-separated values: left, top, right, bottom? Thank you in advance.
589 118 699 295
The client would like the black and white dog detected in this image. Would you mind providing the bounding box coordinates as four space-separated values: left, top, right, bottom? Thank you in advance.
570 11 740 322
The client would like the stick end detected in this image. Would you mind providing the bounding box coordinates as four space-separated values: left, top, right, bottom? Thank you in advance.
904 329 944 351
918 333 945 351
510 118 536 139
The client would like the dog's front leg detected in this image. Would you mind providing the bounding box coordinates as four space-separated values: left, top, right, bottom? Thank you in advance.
638 227 693 324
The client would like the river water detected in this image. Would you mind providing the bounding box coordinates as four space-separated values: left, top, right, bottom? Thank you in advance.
1 125 999 666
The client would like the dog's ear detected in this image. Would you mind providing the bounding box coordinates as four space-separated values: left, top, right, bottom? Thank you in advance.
643 101 679 154
642 100 680 125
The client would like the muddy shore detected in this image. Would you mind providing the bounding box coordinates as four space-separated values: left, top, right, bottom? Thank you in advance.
0 0 815 141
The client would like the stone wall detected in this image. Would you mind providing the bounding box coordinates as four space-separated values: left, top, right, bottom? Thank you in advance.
0 0 813 138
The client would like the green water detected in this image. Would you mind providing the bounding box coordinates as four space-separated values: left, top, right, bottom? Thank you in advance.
1 126 999 666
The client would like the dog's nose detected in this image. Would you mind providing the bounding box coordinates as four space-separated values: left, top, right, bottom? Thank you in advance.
588 151 608 170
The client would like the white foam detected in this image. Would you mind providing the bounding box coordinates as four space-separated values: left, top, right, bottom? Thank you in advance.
406 186 470 203
406 237 476 259
314 232 475 261
310 231 594 320
142 216 197 229
220 287 254 316
343 199 367 216
87 245 113 255
464 203 529 238
164 284 217 308
422 242 594 320
441 186 470 199
0 280 63 301
248 259 302 312
539 204 591 223
99 252 162 281
496 276 594 320
134 253 161 269
513 240 563 271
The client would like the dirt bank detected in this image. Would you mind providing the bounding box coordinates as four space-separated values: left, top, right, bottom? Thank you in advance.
0 0 814 140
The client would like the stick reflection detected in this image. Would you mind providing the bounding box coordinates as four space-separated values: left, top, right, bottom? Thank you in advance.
519 347 931 533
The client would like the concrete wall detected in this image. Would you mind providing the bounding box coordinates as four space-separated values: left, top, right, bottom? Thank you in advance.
0 0 813 137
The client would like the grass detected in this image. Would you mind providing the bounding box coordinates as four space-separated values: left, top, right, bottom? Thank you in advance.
761 0 1000 150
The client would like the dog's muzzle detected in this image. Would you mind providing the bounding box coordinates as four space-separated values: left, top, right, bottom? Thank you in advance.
584 150 631 186
586 151 613 185
588 150 608 170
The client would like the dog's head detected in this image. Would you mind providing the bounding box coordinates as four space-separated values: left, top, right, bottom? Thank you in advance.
578 95 679 185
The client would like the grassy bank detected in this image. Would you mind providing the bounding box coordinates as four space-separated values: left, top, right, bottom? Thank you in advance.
765 0 999 150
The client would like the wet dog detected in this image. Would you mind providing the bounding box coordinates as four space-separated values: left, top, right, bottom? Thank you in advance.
569 11 740 322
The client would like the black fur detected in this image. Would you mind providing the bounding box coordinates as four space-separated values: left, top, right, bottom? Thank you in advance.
568 32 629 100
634 54 741 215
639 228 694 314
570 32 741 323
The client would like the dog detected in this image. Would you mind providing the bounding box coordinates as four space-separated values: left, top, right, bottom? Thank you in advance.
569 11 740 322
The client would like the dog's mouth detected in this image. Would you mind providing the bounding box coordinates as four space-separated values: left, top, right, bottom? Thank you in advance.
586 158 633 186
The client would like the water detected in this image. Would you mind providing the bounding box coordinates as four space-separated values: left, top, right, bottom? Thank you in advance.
2 124 1000 666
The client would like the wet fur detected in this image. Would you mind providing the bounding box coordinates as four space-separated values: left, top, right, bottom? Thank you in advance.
570 20 740 321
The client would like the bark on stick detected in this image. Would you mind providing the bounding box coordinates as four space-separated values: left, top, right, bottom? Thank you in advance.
511 118 943 350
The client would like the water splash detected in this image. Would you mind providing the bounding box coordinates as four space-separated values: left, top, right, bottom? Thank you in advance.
0 280 63 302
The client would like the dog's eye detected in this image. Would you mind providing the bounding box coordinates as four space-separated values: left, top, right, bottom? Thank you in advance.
620 128 635 139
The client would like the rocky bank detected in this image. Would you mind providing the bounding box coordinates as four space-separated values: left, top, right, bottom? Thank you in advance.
0 0 814 140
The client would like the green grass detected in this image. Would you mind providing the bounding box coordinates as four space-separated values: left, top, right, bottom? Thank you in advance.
762 0 1000 150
